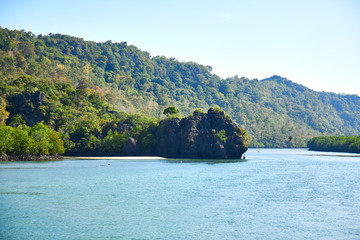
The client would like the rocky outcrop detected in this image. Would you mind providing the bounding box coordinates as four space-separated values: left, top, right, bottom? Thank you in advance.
8 90 47 126
155 108 248 159
122 137 138 155
59 108 248 159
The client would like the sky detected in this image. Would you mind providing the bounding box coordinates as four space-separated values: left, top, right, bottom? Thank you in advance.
0 0 359 95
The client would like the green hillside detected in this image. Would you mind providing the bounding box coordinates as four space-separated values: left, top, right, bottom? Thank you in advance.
1 27 360 148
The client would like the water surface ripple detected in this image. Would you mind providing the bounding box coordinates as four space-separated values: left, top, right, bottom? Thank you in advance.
1 149 360 240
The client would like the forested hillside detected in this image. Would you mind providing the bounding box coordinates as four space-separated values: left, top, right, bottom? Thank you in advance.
1 27 360 148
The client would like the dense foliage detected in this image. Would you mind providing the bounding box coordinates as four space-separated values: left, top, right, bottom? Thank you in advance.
0 73 158 156
1 27 360 149
0 123 64 159
307 136 360 153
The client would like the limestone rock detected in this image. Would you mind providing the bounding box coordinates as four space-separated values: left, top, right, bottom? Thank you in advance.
122 137 138 155
155 108 248 159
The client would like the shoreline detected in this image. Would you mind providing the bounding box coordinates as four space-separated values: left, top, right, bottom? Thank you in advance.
66 156 167 160
0 154 63 162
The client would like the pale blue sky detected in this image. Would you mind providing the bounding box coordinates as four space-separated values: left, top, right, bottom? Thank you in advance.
1 0 359 95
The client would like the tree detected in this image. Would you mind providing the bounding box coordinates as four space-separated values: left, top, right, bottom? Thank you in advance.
101 130 127 153
163 106 180 118
30 127 50 155
10 127 31 156
0 106 9 125
8 114 26 127
141 133 157 152
47 130 65 155
28 122 65 155
216 130 227 142
0 125 14 155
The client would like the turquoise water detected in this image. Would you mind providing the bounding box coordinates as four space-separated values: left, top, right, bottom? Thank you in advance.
1 149 360 240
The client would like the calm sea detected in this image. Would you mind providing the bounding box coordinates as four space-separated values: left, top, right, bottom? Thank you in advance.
1 149 360 240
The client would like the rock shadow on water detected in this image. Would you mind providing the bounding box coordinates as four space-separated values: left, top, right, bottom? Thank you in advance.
163 158 248 165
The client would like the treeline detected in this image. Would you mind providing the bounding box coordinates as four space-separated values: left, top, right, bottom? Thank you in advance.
307 136 360 153
1 27 360 147
0 123 64 160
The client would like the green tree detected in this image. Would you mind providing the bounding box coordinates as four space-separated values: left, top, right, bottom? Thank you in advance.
0 125 14 155
0 103 9 125
47 130 65 155
28 123 64 155
101 130 127 153
10 127 31 156
216 130 227 142
30 127 50 155
9 115 26 127
141 133 157 152
163 106 180 118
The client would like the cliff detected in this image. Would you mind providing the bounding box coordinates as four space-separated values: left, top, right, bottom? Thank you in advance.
154 108 248 159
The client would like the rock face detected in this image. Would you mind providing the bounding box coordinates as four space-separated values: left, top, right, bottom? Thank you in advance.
8 90 47 125
155 108 248 159
122 137 138 155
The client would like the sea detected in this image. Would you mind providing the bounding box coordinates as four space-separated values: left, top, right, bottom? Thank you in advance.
1 149 360 240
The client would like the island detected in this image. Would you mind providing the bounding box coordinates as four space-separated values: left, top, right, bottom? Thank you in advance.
307 136 360 154
0 107 249 161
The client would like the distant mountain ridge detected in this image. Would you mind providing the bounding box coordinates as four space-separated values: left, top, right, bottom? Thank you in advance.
1 27 359 147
